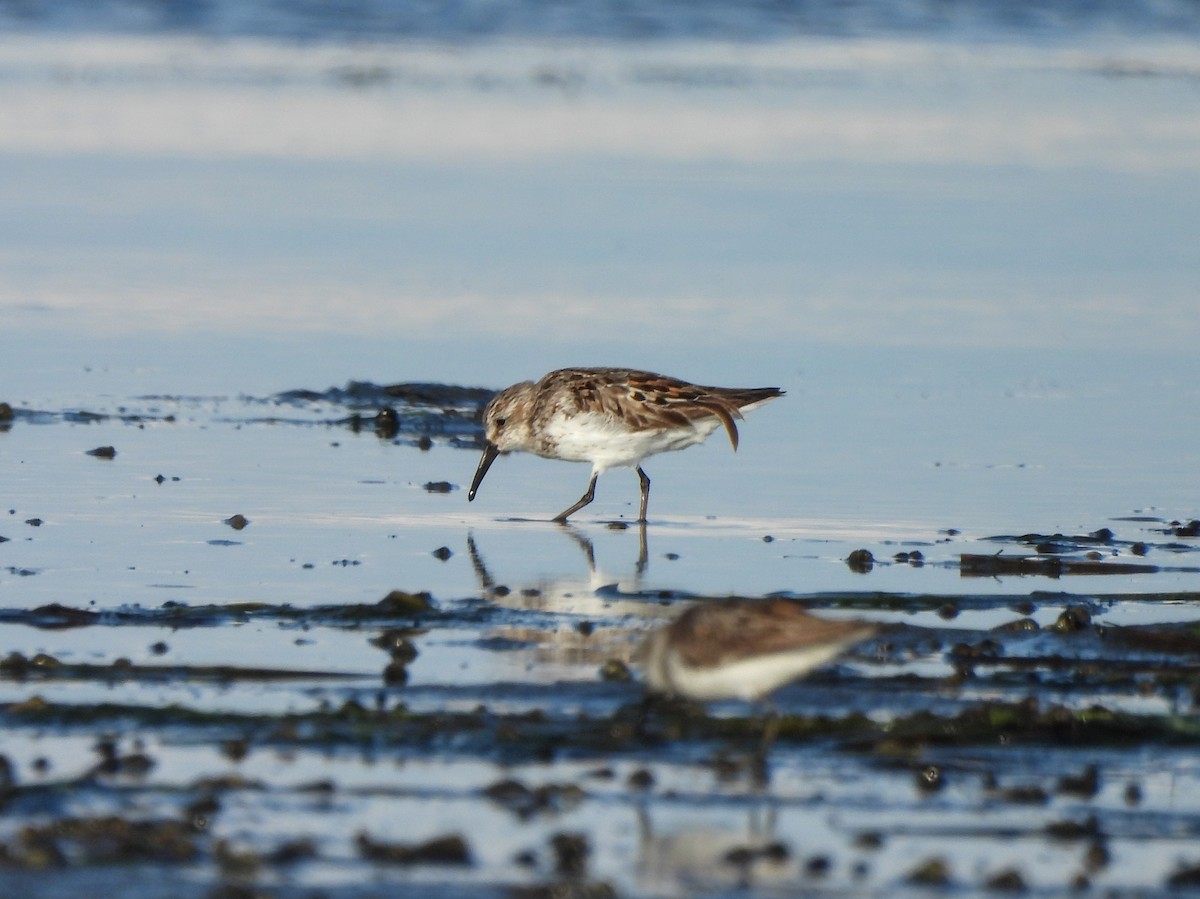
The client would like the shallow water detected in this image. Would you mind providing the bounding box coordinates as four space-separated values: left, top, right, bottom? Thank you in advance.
3 12 1200 897
2 384 1200 895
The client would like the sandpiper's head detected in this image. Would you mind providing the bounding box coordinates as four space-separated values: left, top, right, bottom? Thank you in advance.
468 381 535 503
480 381 535 452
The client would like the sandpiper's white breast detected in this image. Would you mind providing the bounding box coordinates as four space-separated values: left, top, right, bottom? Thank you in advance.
659 642 859 702
539 411 720 472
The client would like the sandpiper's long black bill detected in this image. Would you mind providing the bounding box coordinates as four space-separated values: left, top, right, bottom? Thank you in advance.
468 442 500 502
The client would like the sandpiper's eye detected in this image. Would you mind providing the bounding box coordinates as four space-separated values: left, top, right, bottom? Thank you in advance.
495 417 506 428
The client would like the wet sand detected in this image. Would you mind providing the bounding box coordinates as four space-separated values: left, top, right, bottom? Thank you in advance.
3 18 1200 895
1 385 1199 896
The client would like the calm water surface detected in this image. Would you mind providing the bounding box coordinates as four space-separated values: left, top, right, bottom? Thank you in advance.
2 11 1200 896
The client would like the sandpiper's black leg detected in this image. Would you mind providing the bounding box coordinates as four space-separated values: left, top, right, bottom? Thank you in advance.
553 472 598 523
635 520 649 575
752 707 781 788
636 466 651 523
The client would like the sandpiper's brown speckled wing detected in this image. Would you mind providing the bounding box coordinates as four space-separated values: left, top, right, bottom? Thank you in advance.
537 368 784 450
668 598 877 669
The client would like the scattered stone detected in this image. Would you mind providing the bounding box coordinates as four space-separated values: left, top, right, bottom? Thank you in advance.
805 854 832 877
355 831 471 866
377 590 433 614
86 445 117 458
1057 764 1099 798
1083 841 1110 872
763 842 790 863
1124 781 1143 806
374 407 400 438
549 832 589 877
90 738 156 778
0 402 13 421
915 765 943 793
220 739 249 763
0 652 62 677
431 545 452 560
382 661 409 686
1 815 198 866
1168 863 1200 889
224 514 250 530
1173 519 1200 538
25 518 42 527
846 549 874 573
1046 815 1099 840
1053 606 1092 633
723 845 755 866
423 481 453 493
995 785 1049 805
626 768 654 791
854 832 884 850
599 659 632 682
484 779 585 819
985 868 1028 892
907 857 951 887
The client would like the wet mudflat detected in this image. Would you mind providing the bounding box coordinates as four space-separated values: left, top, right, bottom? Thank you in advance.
2 385 1200 898
4 9 1200 894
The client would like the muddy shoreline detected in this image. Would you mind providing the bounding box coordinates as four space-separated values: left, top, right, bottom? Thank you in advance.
0 386 1198 896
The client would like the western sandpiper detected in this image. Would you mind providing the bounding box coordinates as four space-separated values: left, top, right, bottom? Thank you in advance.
467 367 783 522
638 598 876 702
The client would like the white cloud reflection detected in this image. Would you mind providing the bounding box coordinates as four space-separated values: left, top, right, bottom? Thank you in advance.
1 33 1198 355
1 35 1199 170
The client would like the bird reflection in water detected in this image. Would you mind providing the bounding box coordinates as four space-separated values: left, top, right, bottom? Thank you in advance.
636 597 877 783
465 523 667 671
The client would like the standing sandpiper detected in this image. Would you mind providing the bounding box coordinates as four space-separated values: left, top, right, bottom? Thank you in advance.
467 367 783 522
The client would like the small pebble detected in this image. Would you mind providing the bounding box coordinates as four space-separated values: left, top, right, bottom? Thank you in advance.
626 768 654 790
985 868 1028 892
846 549 874 573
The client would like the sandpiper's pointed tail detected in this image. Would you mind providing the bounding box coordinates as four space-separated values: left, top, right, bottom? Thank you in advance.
698 386 784 450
